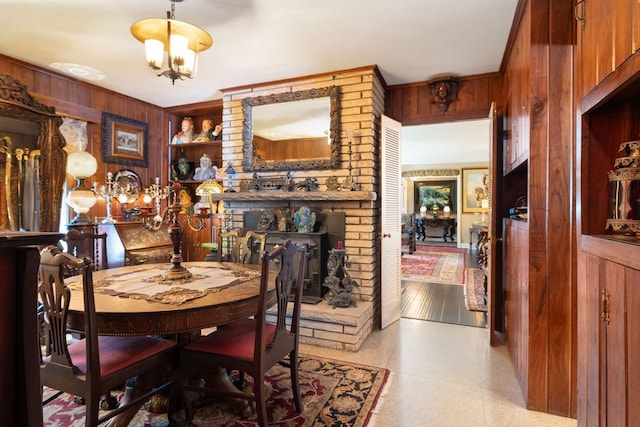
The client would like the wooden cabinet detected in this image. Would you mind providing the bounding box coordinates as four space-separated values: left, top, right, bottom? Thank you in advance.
503 10 530 173
577 1 640 424
577 3 640 424
99 222 172 267
580 237 640 426
499 0 576 416
165 101 223 261
503 219 529 394
577 0 640 98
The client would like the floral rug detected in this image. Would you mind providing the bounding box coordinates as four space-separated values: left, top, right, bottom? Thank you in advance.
42 355 389 427
401 245 467 285
464 267 487 312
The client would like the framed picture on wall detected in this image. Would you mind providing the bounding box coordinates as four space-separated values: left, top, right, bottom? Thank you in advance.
462 168 489 212
101 112 149 168
414 180 456 213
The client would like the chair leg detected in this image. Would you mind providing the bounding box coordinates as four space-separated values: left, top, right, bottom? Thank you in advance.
289 351 303 413
85 395 100 427
254 378 268 427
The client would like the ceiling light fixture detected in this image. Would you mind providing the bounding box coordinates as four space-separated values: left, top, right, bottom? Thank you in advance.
130 0 213 85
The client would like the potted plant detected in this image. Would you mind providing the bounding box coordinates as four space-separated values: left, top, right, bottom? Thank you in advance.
201 242 218 261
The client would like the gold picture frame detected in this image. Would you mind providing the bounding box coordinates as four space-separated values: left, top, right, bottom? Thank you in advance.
101 112 148 167
462 168 489 213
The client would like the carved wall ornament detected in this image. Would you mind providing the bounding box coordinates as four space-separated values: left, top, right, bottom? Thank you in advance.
428 76 459 113
402 169 460 178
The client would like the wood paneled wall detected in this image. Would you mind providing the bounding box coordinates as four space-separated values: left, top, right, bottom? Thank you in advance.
0 54 168 223
385 73 504 125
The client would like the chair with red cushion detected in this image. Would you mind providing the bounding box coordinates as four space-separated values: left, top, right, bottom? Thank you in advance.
171 240 308 426
39 245 178 426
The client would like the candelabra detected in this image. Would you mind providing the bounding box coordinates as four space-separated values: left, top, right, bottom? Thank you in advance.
142 178 215 233
141 177 172 231
340 130 358 191
93 172 133 224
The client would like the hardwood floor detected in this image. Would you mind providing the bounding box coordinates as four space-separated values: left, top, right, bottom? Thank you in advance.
401 244 486 328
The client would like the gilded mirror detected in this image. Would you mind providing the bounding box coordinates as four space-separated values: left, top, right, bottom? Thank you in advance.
242 86 340 171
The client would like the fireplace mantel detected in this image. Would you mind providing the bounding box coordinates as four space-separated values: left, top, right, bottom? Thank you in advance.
209 190 377 202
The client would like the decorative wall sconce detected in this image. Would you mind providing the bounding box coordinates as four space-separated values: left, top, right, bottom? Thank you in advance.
428 76 459 113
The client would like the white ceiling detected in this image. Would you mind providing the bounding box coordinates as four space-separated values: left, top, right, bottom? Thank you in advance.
0 0 518 108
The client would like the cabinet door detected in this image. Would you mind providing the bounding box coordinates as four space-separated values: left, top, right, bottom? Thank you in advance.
503 10 530 173
504 220 529 389
604 263 640 426
579 0 639 97
583 252 640 425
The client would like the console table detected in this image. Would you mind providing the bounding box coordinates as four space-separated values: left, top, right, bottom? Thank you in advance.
417 217 456 242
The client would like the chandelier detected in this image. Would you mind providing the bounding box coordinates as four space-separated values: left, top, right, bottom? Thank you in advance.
130 0 213 85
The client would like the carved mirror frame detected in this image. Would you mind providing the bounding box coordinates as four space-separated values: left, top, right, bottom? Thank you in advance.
0 74 67 231
242 85 341 172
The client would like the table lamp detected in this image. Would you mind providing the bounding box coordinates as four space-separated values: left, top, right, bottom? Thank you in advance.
65 150 98 224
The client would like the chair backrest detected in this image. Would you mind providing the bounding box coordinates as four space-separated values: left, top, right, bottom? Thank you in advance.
243 230 267 264
218 229 267 264
63 229 109 271
39 245 100 393
255 240 308 363
218 229 240 262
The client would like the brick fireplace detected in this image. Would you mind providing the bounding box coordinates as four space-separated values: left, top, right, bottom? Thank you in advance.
215 66 385 350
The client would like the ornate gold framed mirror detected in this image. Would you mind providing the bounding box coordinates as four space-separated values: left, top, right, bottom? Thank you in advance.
242 86 341 172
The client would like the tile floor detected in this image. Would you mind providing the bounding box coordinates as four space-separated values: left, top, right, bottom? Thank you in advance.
300 318 578 427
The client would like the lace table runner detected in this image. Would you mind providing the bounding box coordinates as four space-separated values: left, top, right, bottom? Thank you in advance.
66 262 261 305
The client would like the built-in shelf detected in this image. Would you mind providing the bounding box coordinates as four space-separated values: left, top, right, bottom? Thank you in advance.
209 190 377 202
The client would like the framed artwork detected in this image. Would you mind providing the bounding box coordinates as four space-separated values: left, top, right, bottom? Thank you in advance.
462 168 489 212
101 112 148 168
414 180 456 213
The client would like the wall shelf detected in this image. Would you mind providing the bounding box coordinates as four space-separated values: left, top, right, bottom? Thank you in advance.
209 190 377 202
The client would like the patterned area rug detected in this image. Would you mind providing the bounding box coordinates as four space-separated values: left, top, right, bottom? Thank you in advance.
464 268 487 312
43 355 389 427
401 245 466 285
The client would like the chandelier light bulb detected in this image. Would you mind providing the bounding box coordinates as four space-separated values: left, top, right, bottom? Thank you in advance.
130 0 212 85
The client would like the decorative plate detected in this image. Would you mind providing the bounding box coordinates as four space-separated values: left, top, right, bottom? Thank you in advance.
113 169 142 204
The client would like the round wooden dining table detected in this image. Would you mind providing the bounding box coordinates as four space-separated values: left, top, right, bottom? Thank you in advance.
65 261 269 337
62 260 270 427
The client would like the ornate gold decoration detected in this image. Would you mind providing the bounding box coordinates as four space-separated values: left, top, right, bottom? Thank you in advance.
402 169 460 177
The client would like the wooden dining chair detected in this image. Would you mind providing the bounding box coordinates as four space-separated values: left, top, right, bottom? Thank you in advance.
38 245 178 426
243 230 267 264
171 240 308 426
218 229 267 264
61 228 109 275
218 229 241 262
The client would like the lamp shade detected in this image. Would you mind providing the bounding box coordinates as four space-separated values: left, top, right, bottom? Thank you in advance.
67 150 97 178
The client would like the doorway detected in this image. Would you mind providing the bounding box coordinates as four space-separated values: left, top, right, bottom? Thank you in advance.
400 119 491 328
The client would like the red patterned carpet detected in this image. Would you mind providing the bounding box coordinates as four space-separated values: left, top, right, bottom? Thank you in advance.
464 267 488 312
42 355 388 427
401 245 467 285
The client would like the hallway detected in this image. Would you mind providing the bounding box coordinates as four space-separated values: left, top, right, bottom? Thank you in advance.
300 319 578 426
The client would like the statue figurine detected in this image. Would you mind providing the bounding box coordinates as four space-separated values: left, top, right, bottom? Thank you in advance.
294 206 316 233
171 117 194 144
193 153 217 181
